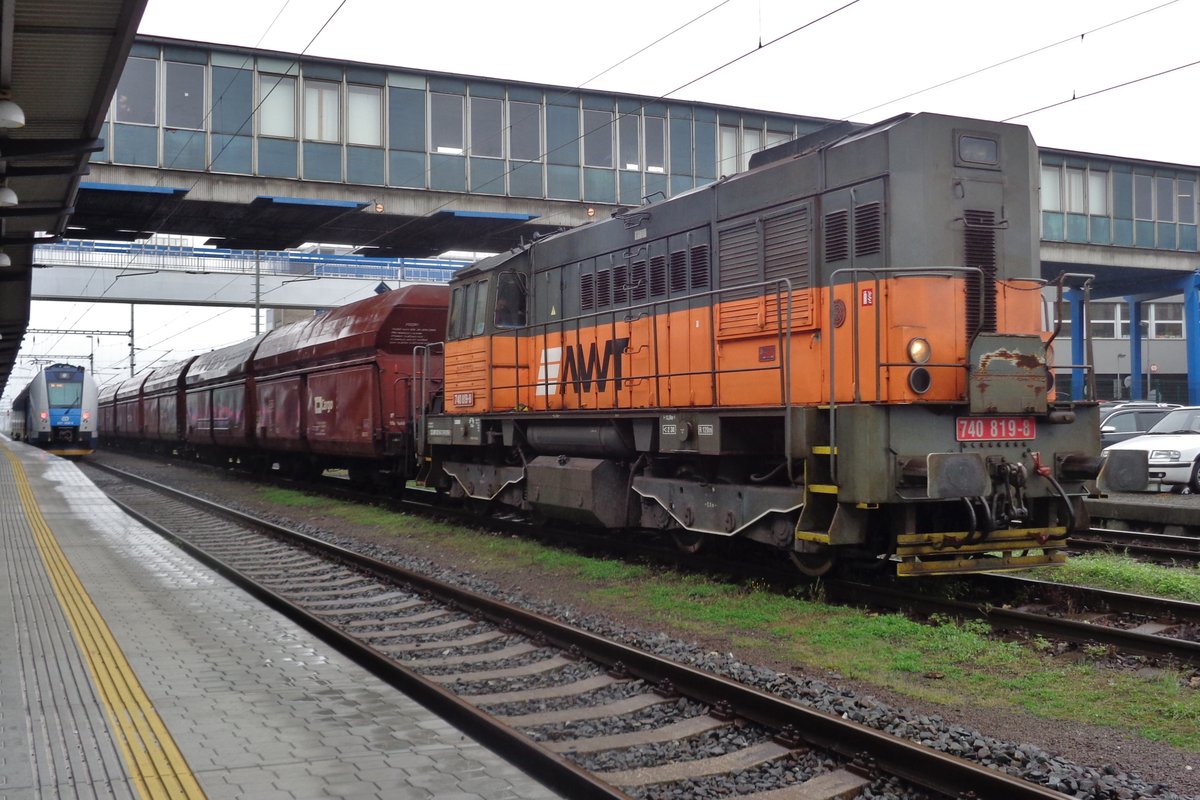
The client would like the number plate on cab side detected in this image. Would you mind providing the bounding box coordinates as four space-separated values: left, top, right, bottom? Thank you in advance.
956 416 1036 442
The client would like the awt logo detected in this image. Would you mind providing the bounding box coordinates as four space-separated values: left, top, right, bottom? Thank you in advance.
535 338 629 395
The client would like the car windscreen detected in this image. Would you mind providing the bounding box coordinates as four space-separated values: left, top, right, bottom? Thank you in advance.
1148 408 1200 435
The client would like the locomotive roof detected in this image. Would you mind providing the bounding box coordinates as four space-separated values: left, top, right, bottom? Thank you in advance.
185 333 270 387
252 284 450 374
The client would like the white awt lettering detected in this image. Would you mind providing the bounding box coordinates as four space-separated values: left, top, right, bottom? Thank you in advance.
535 347 562 396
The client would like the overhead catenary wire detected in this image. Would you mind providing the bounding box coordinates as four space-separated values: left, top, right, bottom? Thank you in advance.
30 0 1189 386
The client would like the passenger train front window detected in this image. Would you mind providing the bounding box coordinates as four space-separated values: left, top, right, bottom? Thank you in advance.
48 382 83 407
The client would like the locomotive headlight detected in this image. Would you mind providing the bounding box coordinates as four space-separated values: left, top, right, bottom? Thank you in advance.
1150 450 1180 462
907 337 931 364
908 367 932 394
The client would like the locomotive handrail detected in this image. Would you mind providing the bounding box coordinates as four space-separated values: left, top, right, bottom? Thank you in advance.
412 342 444 460
484 276 795 420
827 266 985 486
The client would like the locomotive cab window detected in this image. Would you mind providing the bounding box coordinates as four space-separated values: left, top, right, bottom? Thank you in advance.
956 133 999 168
494 272 527 328
448 279 491 340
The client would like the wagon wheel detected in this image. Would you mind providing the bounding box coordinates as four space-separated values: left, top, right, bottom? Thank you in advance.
789 548 835 577
671 530 708 554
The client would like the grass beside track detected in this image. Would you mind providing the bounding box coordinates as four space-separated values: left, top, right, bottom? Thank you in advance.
257 487 1200 751
1028 552 1200 603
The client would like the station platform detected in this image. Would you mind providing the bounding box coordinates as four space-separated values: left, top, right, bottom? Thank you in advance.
0 438 561 800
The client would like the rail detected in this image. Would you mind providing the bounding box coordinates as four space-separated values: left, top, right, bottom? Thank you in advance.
34 240 467 283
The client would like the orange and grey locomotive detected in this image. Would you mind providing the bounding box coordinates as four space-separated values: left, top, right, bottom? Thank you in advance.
419 112 1143 576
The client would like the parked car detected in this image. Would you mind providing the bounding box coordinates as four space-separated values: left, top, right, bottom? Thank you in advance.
1099 403 1180 448
1102 406 1200 492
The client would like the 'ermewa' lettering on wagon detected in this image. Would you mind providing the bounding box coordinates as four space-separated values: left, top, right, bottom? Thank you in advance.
535 338 629 396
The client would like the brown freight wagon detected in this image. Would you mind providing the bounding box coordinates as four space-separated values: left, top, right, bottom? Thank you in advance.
142 355 199 449
251 285 448 482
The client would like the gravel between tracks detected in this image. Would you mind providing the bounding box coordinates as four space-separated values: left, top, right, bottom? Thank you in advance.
88 452 1200 799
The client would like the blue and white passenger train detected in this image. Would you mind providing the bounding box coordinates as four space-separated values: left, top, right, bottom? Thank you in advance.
9 364 98 457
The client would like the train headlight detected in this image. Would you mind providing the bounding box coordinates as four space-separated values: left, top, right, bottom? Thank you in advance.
908 367 932 394
39 411 48 421
907 337 931 364
1149 450 1179 462
82 411 91 421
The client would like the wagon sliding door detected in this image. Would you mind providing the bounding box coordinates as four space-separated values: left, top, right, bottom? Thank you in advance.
306 366 380 458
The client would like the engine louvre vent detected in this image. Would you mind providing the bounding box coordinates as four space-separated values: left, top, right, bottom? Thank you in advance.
613 264 629 305
853 202 882 257
630 260 647 302
824 209 849 262
580 272 596 312
669 250 688 293
963 209 998 338
596 269 611 309
649 254 667 298
689 244 710 289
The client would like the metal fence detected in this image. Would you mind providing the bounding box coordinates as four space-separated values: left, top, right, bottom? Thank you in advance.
35 241 468 283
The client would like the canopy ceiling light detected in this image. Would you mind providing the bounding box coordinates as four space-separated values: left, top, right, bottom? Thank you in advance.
0 251 11 268
0 185 16 207
0 98 26 129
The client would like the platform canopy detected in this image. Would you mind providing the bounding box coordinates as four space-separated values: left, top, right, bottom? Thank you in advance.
0 0 148 396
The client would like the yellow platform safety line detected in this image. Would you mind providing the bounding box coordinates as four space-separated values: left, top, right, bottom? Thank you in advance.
3 444 207 800
807 484 839 494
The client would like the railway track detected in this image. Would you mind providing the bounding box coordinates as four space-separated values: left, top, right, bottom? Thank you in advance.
1069 526 1200 564
83 460 1071 800
827 574 1200 667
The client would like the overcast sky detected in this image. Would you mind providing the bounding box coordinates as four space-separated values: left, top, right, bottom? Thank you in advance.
11 0 1200 403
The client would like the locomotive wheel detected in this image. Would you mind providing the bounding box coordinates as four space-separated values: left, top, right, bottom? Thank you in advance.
671 530 708 554
789 549 835 577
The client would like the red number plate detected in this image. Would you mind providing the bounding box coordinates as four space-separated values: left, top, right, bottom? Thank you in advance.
956 417 1036 442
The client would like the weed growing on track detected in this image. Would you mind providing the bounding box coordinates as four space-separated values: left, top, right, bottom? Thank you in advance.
1033 552 1200 603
